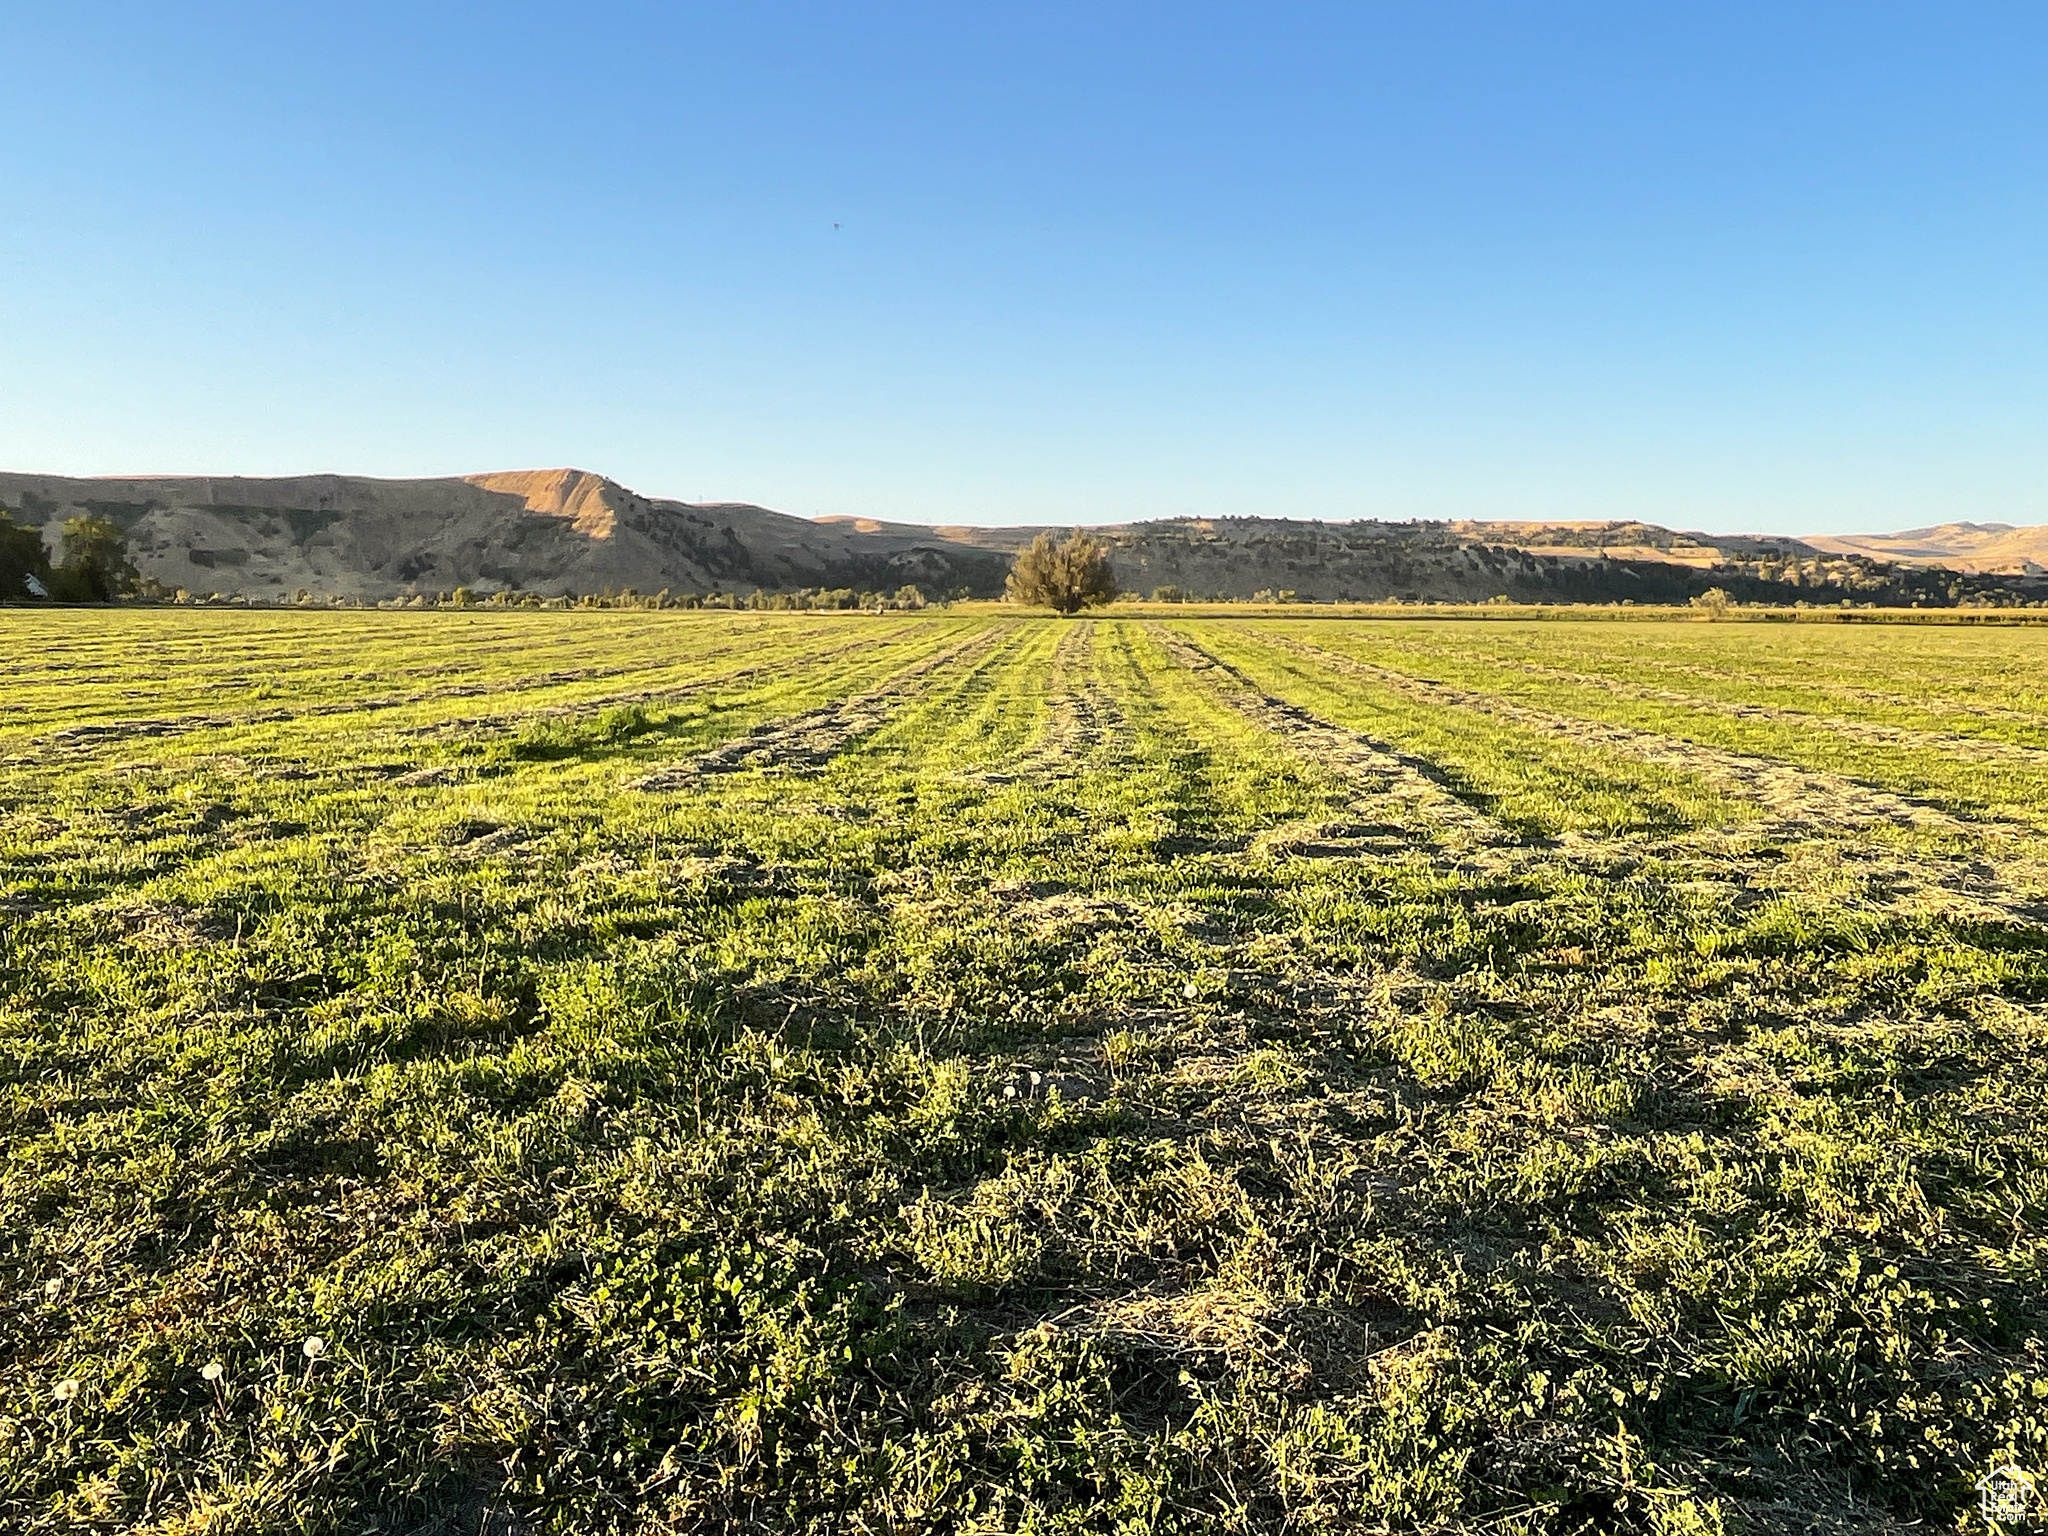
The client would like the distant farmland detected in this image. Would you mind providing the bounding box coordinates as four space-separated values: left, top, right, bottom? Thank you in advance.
3 610 2044 1533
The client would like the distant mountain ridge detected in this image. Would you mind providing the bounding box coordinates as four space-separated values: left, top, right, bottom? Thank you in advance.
2 468 2042 606
0 469 1012 601
1805 522 2048 575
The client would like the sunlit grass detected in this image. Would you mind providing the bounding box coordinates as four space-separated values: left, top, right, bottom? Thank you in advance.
0 609 2043 1534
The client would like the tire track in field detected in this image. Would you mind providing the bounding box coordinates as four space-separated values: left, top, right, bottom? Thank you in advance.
1147 626 1514 849
633 627 1015 788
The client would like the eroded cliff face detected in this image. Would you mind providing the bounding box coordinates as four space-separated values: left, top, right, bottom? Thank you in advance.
0 470 1012 600
3 468 2031 606
465 469 623 541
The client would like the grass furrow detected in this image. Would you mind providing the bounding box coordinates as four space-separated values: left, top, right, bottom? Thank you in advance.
2 609 2043 1536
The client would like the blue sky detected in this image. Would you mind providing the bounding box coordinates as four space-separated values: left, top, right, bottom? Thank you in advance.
2 3 2044 534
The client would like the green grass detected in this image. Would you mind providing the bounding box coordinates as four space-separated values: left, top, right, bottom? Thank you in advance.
1256 619 2048 826
1 609 2044 1534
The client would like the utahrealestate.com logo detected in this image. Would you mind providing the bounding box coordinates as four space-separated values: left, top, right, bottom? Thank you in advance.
1979 1465 2041 1526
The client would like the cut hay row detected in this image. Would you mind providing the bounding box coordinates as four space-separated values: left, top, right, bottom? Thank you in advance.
633 623 1018 786
1325 620 2048 740
1288 622 2048 770
1189 623 2048 927
2 612 914 744
1146 625 1513 852
1008 623 1127 780
1252 627 1982 838
1 611 2044 1535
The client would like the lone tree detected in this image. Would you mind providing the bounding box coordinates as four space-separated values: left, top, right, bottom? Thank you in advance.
51 516 137 603
1690 586 1732 616
1006 529 1117 613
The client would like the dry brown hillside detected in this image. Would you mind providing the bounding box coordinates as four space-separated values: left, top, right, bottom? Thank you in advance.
0 470 1012 601
4 468 2042 607
1806 522 2048 575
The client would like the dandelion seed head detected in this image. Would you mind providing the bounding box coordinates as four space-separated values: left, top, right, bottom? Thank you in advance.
201 1362 225 1382
301 1336 326 1360
52 1378 79 1403
1183 981 1200 1000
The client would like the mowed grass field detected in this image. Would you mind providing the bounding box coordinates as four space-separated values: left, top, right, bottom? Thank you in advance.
3 609 2045 1535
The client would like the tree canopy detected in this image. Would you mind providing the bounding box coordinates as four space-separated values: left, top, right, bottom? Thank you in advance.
0 512 51 601
1004 530 1117 613
49 516 137 603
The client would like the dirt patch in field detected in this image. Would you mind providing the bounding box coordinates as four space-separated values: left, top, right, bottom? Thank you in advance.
1018 890 1139 936
994 1064 1106 1103
107 901 240 947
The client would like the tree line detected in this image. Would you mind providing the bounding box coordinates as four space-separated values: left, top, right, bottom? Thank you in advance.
0 513 136 602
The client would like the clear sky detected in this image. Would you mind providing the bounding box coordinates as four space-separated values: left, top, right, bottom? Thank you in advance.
2 3 2044 535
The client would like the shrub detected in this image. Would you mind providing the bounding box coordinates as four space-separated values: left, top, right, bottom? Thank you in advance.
1006 530 1117 613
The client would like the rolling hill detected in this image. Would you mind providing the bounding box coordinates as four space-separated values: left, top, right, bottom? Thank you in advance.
1805 522 2048 575
4 468 2044 607
0 469 1012 602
